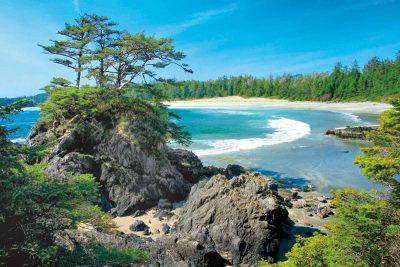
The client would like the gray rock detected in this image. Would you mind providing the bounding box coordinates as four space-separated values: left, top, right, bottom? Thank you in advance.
326 125 378 139
224 164 246 178
132 210 146 217
157 199 173 210
27 118 208 216
151 172 288 266
154 209 174 220
130 220 149 232
161 224 170 234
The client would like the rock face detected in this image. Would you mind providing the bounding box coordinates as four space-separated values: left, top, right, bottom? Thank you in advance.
27 118 215 216
325 125 378 139
151 172 288 266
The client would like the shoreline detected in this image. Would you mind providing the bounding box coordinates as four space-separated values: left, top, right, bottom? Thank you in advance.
165 96 391 115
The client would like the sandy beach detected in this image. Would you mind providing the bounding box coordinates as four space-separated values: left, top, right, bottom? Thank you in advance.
166 96 391 115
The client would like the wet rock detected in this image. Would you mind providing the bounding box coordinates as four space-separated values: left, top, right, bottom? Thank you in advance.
151 172 288 266
130 220 149 232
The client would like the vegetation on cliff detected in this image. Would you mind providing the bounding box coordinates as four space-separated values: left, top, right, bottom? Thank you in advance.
161 53 400 102
0 13 194 266
0 102 150 266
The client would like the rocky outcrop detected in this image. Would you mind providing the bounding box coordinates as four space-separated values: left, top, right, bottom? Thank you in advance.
151 172 288 266
325 125 378 139
27 118 216 216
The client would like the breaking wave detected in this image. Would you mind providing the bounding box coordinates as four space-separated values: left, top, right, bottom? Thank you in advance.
193 118 311 156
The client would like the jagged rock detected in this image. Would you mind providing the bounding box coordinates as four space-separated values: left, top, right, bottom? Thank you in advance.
167 148 205 183
224 164 246 178
326 125 378 139
130 220 150 232
157 199 173 210
55 227 153 252
27 118 211 216
154 209 174 220
151 172 288 266
47 152 98 182
162 224 170 234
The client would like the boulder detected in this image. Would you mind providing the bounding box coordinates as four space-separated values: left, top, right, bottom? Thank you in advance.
161 224 170 234
224 164 246 178
151 172 288 266
130 220 149 232
166 148 205 183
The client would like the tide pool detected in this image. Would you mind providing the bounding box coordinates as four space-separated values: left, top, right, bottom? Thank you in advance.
3 106 379 194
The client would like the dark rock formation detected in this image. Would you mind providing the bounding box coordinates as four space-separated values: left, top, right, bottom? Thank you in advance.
151 172 288 266
27 118 215 216
325 125 378 139
130 220 150 232
55 227 153 252
224 164 246 178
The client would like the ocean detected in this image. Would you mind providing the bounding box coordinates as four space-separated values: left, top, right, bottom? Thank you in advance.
3 106 379 194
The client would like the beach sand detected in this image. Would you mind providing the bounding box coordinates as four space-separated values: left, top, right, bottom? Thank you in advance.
166 96 391 115
113 208 180 240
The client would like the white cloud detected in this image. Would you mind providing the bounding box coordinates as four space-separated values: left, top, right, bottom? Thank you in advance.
72 0 80 13
155 4 237 37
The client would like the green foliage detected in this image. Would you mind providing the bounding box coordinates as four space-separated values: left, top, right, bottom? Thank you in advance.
162 53 400 102
263 189 400 267
1 102 149 266
40 14 191 89
40 86 191 147
0 94 46 107
58 244 149 266
355 97 400 206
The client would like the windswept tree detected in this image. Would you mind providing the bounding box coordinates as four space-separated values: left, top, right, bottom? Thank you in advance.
87 14 120 87
39 15 96 89
105 33 192 89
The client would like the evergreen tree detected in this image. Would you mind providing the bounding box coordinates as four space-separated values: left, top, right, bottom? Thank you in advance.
39 16 96 89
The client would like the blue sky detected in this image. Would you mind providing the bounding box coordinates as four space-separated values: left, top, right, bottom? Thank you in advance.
0 0 399 97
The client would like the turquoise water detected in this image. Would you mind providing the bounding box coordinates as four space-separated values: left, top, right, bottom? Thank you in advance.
169 107 379 194
3 107 379 194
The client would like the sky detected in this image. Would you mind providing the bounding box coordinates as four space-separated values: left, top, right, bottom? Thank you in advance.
0 0 399 97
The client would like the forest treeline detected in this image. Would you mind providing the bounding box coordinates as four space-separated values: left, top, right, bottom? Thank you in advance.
161 53 400 101
0 93 47 107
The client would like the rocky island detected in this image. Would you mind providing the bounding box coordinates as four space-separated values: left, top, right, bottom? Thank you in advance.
325 125 378 139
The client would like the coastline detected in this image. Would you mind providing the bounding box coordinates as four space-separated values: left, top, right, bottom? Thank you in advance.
166 96 391 115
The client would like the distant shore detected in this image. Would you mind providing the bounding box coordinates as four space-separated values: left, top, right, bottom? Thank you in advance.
166 96 391 115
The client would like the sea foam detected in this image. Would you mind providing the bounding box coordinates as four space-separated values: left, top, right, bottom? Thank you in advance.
193 118 311 156
22 107 41 111
11 138 26 144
